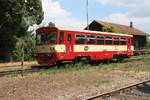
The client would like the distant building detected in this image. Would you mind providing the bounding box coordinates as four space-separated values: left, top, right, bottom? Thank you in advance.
85 20 149 50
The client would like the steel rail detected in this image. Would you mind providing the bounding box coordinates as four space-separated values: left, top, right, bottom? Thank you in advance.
0 68 40 77
86 79 150 100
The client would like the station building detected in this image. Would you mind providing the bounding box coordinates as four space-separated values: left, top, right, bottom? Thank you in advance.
85 20 149 50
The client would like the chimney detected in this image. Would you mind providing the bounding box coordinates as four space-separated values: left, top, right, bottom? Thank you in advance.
130 21 133 28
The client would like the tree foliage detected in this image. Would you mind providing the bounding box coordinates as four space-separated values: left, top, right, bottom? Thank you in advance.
12 33 36 61
0 0 43 51
121 32 129 34
146 37 150 49
102 26 116 33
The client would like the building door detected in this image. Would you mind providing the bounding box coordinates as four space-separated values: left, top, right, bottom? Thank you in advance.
135 40 139 50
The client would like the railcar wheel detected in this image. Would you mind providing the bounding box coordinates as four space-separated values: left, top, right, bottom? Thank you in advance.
113 55 124 63
116 56 124 62
56 61 63 67
73 57 91 64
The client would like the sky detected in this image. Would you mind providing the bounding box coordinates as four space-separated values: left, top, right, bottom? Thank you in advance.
41 0 150 33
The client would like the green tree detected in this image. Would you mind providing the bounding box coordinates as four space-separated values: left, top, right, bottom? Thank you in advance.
146 37 150 50
121 32 129 34
12 32 36 61
0 0 43 53
102 26 116 33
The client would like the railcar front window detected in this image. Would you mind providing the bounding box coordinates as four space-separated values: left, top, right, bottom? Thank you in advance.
47 32 56 44
36 34 45 44
36 32 56 44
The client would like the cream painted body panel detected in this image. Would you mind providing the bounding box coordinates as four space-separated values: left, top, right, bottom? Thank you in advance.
36 45 66 53
74 45 128 52
36 44 132 53
131 46 134 51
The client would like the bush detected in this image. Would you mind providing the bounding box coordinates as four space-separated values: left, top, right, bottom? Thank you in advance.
102 26 116 33
146 37 150 49
12 33 36 61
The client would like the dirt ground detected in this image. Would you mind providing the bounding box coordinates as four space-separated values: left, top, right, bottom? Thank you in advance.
0 67 150 100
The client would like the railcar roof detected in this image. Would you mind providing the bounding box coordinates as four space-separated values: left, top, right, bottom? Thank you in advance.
37 26 133 37
58 27 133 37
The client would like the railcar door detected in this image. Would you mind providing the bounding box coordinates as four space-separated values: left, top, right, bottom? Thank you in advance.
64 32 73 59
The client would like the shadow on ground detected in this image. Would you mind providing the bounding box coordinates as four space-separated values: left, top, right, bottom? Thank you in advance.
136 83 150 94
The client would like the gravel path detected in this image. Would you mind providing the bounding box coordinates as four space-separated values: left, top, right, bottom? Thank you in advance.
110 82 150 100
0 69 150 100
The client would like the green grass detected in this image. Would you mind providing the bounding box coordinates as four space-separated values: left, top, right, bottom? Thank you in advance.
38 55 150 75
39 63 91 75
8 71 28 77
79 79 111 87
10 72 18 77
97 55 150 72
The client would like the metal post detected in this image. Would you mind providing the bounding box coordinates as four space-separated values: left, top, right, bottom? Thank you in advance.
86 0 89 30
21 40 24 77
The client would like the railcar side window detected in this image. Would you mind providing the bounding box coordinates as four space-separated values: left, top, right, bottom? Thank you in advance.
67 34 72 43
120 37 126 45
87 35 96 44
76 34 86 44
106 36 112 45
59 32 64 44
97 36 104 45
114 37 119 45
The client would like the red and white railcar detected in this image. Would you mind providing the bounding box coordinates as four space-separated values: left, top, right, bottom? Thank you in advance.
35 26 134 65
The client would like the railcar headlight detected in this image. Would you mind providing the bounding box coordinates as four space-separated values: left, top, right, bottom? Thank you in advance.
47 54 51 57
34 53 38 57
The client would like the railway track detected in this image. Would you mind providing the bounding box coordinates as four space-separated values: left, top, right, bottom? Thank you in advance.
85 79 150 100
0 56 149 99
0 66 41 77
0 55 147 77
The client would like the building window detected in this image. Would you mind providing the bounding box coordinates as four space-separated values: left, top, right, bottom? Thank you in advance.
87 35 96 44
114 37 119 45
97 36 104 45
120 37 126 45
59 32 64 44
106 36 112 45
67 34 71 43
76 34 86 44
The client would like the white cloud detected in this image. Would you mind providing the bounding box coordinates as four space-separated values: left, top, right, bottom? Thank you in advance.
96 0 141 7
102 13 150 33
97 0 150 18
41 0 150 33
102 13 129 25
128 1 150 18
42 0 85 29
97 0 150 33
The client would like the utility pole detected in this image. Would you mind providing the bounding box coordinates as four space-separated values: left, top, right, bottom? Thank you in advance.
86 0 89 30
21 39 25 77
